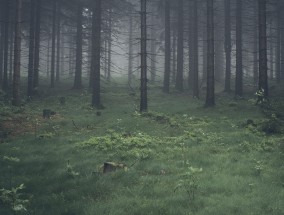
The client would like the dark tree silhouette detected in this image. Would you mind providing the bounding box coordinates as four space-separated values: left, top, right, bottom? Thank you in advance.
2 0 10 92
140 0 148 112
50 0 57 88
224 0 231 92
258 0 268 97
163 0 170 94
12 0 22 106
205 0 215 107
33 0 41 92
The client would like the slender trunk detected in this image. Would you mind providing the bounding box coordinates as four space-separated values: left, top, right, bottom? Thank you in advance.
56 0 61 82
235 0 243 97
128 14 133 85
205 0 215 107
50 0 56 88
276 3 281 83
140 0 147 112
281 2 284 81
74 4 83 89
192 0 199 98
47 35 50 79
12 0 22 106
27 0 36 97
188 1 194 89
224 0 231 92
202 25 207 83
163 0 171 93
150 13 156 83
9 24 14 86
2 0 10 92
253 8 258 86
91 0 102 108
33 0 41 92
175 0 184 92
172 26 177 84
0 2 4 87
107 10 112 82
258 0 268 97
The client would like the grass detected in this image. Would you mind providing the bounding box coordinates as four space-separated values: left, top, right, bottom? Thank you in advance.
0 82 284 215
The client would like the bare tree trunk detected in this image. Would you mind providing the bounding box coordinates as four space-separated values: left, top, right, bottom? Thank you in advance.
33 0 41 92
128 14 133 85
163 0 171 93
276 3 281 83
150 13 156 83
281 2 284 81
2 0 10 92
175 0 184 92
56 0 61 83
12 0 22 106
192 0 199 98
9 22 14 86
107 10 112 82
91 0 102 108
140 0 147 112
235 0 243 97
253 8 258 87
0 2 4 87
172 26 177 84
47 34 50 79
205 0 215 107
224 0 231 92
27 0 36 97
74 3 83 89
258 0 268 97
50 0 56 88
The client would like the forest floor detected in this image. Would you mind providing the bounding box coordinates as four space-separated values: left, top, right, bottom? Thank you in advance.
0 82 284 215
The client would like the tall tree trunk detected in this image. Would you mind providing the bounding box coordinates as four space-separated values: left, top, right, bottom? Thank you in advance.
202 24 207 84
281 2 284 81
175 0 184 92
140 0 147 112
2 0 10 92
50 0 57 88
235 0 243 97
91 0 102 108
224 0 231 92
128 14 133 85
192 0 199 98
258 0 268 97
27 0 36 97
0 2 4 87
276 3 281 83
150 13 156 83
74 3 83 89
205 0 215 107
188 1 194 90
9 23 14 86
12 0 22 106
163 0 171 93
47 35 50 79
33 0 41 92
56 0 61 83
172 26 177 84
107 10 112 82
253 8 258 87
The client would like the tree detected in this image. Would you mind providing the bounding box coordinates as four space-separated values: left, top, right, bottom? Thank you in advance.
50 0 57 88
12 0 22 106
140 0 147 112
175 0 184 92
73 3 83 89
56 0 61 82
33 0 41 92
258 0 268 97
224 0 231 92
163 0 171 94
192 0 199 98
205 0 215 107
235 0 243 97
2 0 10 92
91 0 102 108
27 0 36 97
128 13 134 86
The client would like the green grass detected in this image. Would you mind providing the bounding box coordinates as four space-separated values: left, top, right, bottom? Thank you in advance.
1 83 284 215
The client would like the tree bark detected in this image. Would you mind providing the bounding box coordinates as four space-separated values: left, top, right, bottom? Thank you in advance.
107 10 112 82
205 0 215 107
128 14 133 85
12 0 22 106
258 0 268 97
27 0 36 97
224 0 231 92
163 0 171 94
150 13 156 83
50 0 57 88
276 3 281 83
192 0 199 98
33 0 41 92
235 0 243 97
140 0 147 112
91 0 102 108
56 0 61 83
2 0 10 92
74 3 83 89
175 0 184 92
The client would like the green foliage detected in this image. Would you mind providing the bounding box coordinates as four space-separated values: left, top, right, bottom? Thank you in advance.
260 114 282 134
175 166 203 200
140 111 180 127
66 160 80 177
0 184 29 212
3 156 20 163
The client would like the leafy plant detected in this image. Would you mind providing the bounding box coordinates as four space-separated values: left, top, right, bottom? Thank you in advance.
66 160 80 177
174 166 203 200
0 184 29 212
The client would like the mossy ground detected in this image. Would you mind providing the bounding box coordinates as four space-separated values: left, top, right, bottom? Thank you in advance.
0 81 284 215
